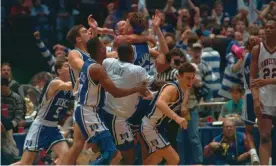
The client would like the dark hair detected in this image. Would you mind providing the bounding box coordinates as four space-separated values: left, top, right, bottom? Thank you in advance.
230 85 243 93
55 56 68 76
178 62 196 75
117 43 133 62
128 12 147 34
212 24 223 35
201 37 213 48
1 76 9 86
66 25 84 45
87 37 102 59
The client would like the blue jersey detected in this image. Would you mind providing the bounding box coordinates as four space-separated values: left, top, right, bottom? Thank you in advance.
78 60 105 108
36 79 74 124
69 48 91 88
133 43 150 73
242 53 251 90
144 81 183 127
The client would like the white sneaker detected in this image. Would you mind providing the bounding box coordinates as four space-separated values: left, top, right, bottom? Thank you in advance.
251 154 260 165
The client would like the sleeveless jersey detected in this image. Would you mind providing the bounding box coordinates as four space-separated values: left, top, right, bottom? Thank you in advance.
78 60 105 108
242 52 251 90
69 48 91 88
144 81 184 127
132 43 151 73
258 42 276 106
36 79 74 126
103 58 153 118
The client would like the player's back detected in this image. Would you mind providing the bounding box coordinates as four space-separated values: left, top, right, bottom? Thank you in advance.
78 60 105 108
103 58 153 118
69 48 91 88
36 79 74 126
132 43 150 73
143 81 183 127
258 42 276 106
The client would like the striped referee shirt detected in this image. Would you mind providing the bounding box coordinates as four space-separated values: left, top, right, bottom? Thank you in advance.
157 67 178 82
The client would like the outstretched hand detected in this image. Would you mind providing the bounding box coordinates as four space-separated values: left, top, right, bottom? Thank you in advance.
88 14 98 29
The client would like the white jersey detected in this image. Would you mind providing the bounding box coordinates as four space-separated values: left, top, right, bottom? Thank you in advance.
258 42 276 106
103 58 154 118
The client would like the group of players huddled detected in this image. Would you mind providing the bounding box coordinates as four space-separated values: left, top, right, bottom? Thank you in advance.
12 10 276 165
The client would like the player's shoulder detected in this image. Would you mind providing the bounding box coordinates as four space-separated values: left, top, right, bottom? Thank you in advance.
103 58 117 64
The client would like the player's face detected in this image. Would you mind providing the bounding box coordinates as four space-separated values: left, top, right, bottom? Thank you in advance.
123 20 133 35
223 120 236 138
77 27 92 45
264 21 276 38
1 65 11 79
178 72 195 89
59 62 70 82
98 41 107 63
116 20 126 35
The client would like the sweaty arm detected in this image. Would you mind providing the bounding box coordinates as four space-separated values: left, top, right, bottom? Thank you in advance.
90 64 142 98
155 85 181 121
250 45 260 101
46 80 73 100
113 34 154 50
68 50 84 72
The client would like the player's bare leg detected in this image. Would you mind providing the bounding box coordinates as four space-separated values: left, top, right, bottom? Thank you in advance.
245 125 259 165
51 141 69 165
258 116 273 165
11 151 36 165
60 123 85 165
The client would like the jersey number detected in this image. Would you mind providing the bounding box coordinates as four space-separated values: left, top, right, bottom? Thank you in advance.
53 107 63 119
263 68 276 79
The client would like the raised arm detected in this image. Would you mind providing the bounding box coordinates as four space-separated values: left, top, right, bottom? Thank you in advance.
68 50 84 72
33 31 56 73
90 64 147 98
46 80 73 99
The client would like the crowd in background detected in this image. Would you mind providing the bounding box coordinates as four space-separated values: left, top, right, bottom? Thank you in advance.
1 0 276 165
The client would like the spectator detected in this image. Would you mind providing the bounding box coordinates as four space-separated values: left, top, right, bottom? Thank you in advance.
201 37 221 100
1 76 25 132
31 0 50 41
204 118 250 165
33 31 69 73
212 0 229 25
10 0 30 16
219 85 244 122
103 3 117 29
1 63 21 95
1 116 19 165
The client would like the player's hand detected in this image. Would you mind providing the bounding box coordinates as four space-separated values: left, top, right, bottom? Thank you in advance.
142 90 153 100
175 117 187 129
180 106 189 118
53 44 66 51
251 78 268 88
88 14 98 29
209 142 221 150
135 81 148 96
33 31 40 40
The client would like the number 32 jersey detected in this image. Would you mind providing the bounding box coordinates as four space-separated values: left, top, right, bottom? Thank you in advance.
258 42 276 106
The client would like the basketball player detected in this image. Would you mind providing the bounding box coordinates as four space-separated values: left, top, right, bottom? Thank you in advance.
233 36 260 164
66 37 149 165
12 56 74 165
250 20 276 165
101 43 154 164
141 62 196 165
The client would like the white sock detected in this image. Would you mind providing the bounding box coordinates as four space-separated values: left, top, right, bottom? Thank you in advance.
249 148 257 156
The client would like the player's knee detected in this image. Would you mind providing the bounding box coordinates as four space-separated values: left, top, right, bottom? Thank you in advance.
260 133 271 144
174 154 180 164
72 140 84 150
